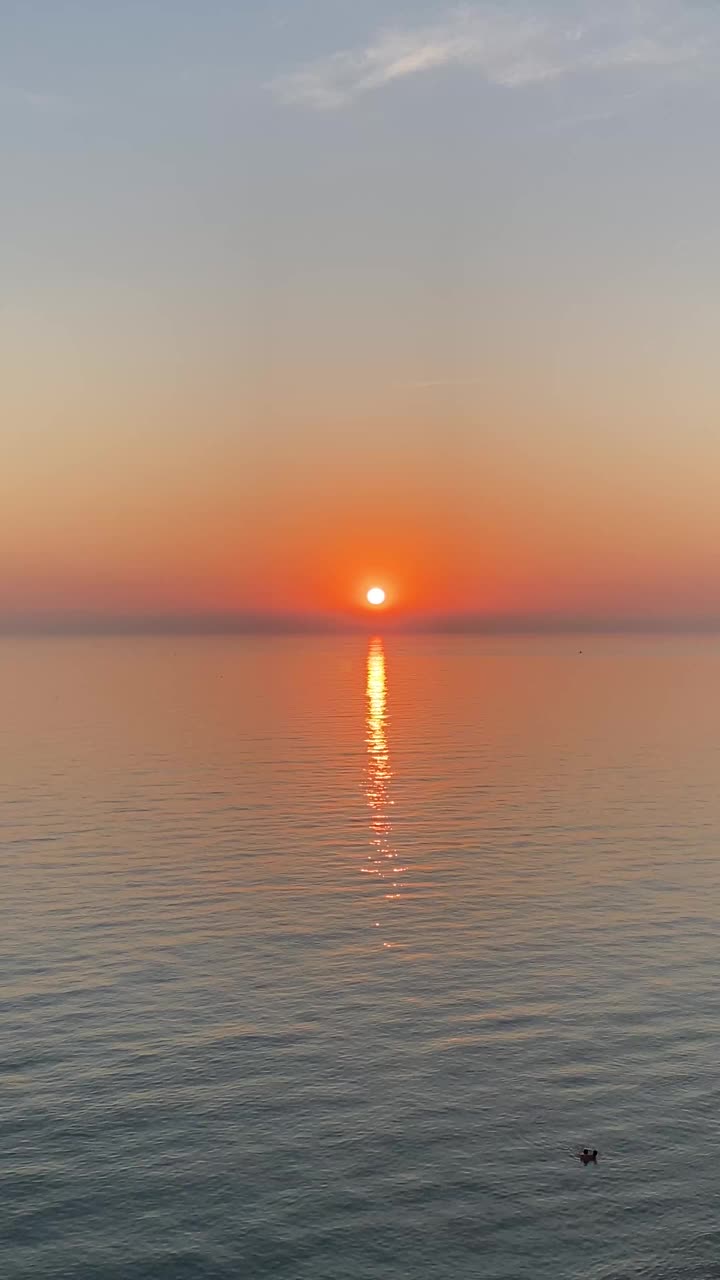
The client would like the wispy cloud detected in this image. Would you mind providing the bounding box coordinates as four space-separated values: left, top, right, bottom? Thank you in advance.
271 2 710 108
398 377 487 390
0 83 71 113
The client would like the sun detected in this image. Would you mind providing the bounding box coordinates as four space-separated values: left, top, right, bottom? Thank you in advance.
367 586 386 607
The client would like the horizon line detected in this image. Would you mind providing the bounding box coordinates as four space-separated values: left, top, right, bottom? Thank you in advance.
3 611 720 637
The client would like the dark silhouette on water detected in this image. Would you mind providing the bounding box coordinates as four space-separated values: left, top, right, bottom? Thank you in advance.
576 1148 598 1164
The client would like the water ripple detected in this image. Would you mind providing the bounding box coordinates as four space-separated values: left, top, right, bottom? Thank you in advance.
3 634 720 1279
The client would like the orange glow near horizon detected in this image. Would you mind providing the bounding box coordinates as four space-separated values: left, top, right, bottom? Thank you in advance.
6 397 720 626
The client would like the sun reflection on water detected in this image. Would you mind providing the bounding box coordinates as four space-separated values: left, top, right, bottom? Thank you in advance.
365 638 406 943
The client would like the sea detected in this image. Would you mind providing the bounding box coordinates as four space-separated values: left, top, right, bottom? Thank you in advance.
4 632 720 1280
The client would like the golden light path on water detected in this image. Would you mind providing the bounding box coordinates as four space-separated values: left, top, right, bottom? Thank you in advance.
364 637 407 946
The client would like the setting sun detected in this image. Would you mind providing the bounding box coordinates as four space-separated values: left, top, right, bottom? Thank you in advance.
367 587 386 607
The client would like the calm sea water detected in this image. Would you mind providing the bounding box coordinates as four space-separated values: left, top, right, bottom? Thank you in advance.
4 633 720 1280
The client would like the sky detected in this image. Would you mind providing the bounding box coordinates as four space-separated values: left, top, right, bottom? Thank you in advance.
3 0 720 629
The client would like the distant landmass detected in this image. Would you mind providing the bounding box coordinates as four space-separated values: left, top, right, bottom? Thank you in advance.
3 611 720 636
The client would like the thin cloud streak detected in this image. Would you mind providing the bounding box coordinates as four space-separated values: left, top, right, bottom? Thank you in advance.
5 610 720 636
398 377 487 389
0 83 72 112
271 2 710 108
